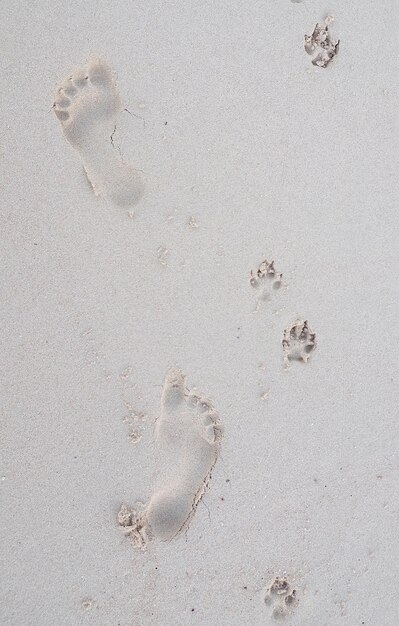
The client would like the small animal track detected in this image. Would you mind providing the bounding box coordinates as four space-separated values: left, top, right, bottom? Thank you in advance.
264 577 298 621
157 246 169 266
119 366 146 443
81 598 94 610
53 56 143 206
128 429 142 444
282 320 316 364
188 216 199 229
250 259 282 308
305 16 339 68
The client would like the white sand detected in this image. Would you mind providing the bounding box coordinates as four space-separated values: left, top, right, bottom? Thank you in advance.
1 1 399 624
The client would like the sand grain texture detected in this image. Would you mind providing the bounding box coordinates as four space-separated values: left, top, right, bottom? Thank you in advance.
1 1 399 625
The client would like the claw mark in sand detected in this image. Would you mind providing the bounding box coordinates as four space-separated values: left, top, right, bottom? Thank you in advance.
53 56 143 206
305 16 339 68
118 368 223 548
283 320 316 364
250 259 283 309
157 246 169 266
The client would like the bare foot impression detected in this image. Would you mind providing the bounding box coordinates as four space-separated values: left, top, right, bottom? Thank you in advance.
250 259 283 309
282 320 316 364
264 576 299 621
305 16 339 68
118 369 223 548
53 56 143 206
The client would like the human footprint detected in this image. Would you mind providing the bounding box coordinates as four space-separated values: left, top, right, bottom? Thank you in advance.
53 56 143 207
118 368 223 548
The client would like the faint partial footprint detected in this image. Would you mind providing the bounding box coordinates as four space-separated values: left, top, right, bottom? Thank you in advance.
250 259 283 309
53 56 143 207
118 368 223 548
264 576 298 621
282 320 316 364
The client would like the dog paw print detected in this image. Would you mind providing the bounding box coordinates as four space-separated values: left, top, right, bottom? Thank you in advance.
305 15 339 68
250 259 282 307
282 320 316 364
264 577 298 620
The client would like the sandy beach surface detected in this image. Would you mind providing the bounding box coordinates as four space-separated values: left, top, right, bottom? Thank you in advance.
1 1 399 624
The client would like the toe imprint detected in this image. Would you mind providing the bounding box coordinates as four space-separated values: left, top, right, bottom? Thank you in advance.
62 79 78 97
72 70 89 88
55 110 70 122
56 90 71 108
